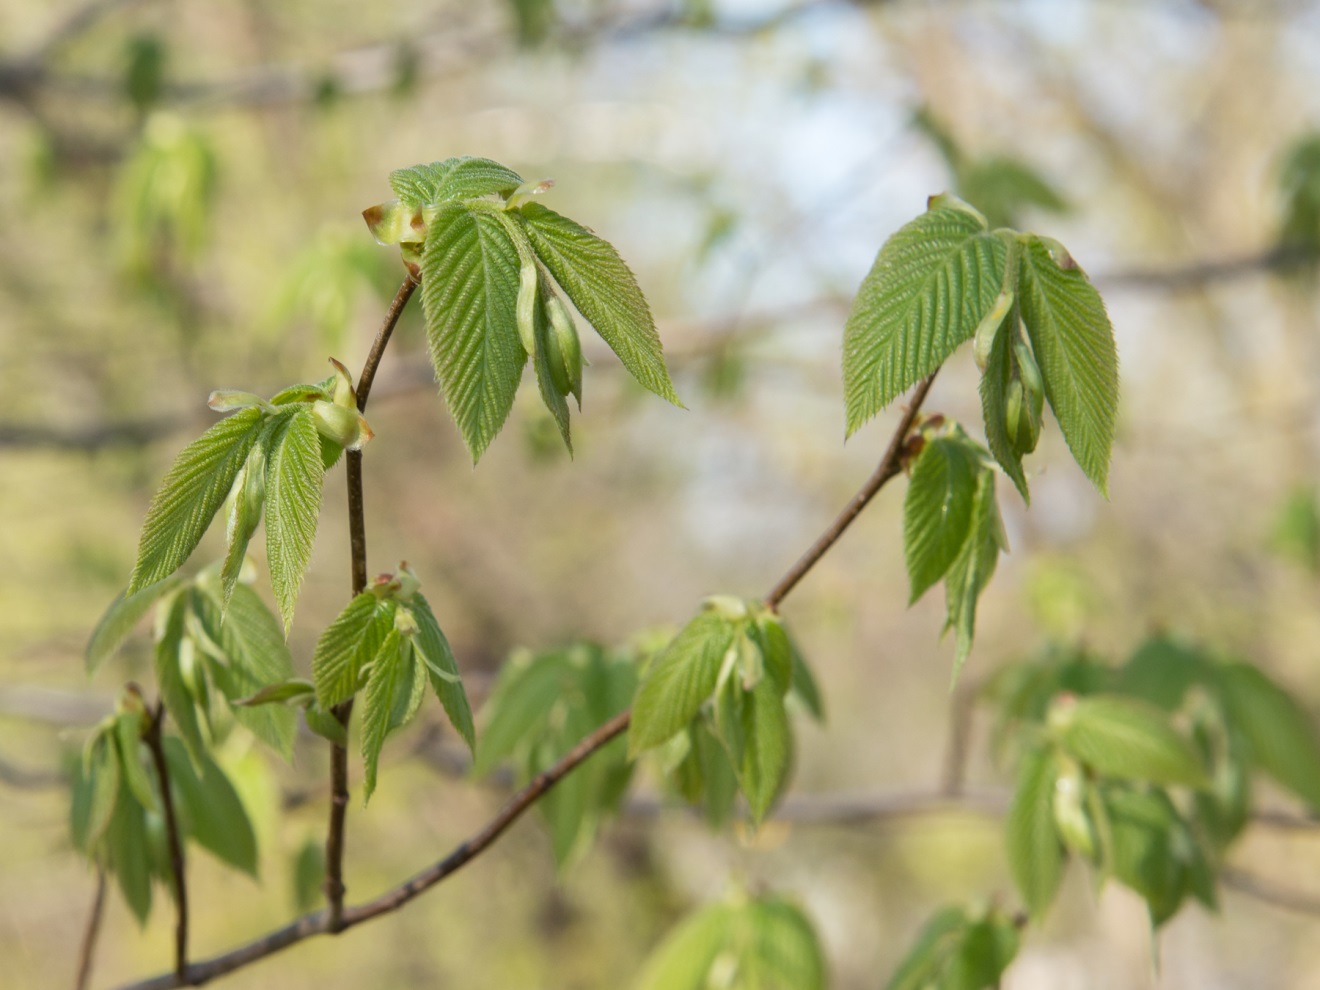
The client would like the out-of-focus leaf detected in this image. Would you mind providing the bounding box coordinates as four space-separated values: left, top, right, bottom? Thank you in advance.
1055 695 1210 789
1216 661 1320 810
86 576 184 674
630 609 737 754
164 738 258 876
1005 745 1064 920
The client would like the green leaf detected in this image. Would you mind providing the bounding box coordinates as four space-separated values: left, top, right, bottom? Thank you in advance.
163 737 258 876
263 407 324 632
72 732 122 852
1057 695 1209 789
420 202 527 462
668 720 740 827
787 635 825 723
105 779 156 925
1115 636 1213 711
904 436 979 603
304 703 348 746
943 912 1021 990
1216 661 1320 809
114 710 157 813
1005 745 1064 920
219 439 268 611
529 273 573 452
153 591 206 765
978 295 1029 499
86 576 184 674
887 905 969 990
746 897 827 990
191 582 298 760
629 609 738 755
409 595 476 753
1017 235 1119 496
1104 786 1194 927
235 679 315 707
472 651 570 776
129 407 264 593
633 902 735 990
843 204 1006 436
389 157 524 208
359 628 411 802
518 202 680 405
738 676 792 823
943 467 1006 681
312 593 397 708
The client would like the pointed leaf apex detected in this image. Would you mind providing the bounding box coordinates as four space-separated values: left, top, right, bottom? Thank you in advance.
927 192 989 229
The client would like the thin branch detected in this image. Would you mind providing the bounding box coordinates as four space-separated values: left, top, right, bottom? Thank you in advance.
326 273 419 930
111 369 934 990
74 866 107 990
1222 867 1320 916
764 371 937 609
144 703 188 980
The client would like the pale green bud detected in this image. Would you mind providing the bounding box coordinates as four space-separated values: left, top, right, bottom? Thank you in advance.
546 294 583 405
1052 764 1096 859
972 289 1015 373
312 400 374 451
516 261 538 357
327 357 357 409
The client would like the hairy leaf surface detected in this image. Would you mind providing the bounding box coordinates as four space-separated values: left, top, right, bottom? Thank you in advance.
630 610 737 755
263 407 324 632
390 157 524 208
905 436 979 603
312 593 397 708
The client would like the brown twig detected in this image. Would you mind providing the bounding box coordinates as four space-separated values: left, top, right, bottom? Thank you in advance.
764 371 937 609
110 371 935 990
73 866 107 990
325 274 418 929
144 703 188 979
1222 867 1320 916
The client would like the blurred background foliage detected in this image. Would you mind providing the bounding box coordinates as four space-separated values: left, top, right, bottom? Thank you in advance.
4 0 1320 987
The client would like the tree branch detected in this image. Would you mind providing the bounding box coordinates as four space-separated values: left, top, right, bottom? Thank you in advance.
764 371 936 609
73 866 106 990
326 273 418 929
144 703 188 980
110 366 935 990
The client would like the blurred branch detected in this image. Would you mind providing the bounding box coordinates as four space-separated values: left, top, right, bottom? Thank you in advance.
1096 245 1320 291
0 751 64 789
1222 867 1320 915
74 866 107 990
30 0 157 62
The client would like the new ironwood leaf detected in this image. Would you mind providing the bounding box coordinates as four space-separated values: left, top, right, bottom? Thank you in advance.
904 436 980 603
1006 745 1064 920
263 407 324 633
389 157 524 208
629 610 737 755
312 593 397 708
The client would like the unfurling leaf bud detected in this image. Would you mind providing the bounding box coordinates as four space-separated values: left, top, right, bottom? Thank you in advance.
312 400 374 451
704 595 750 622
208 390 272 413
327 357 358 409
1052 764 1097 859
516 261 538 357
228 443 267 545
1009 341 1044 455
546 294 584 405
972 289 1015 373
362 200 426 247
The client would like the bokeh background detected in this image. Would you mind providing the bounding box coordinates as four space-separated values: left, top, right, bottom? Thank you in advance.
4 0 1320 987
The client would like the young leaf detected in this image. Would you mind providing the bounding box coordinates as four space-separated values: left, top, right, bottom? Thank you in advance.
633 902 735 990
518 202 680 406
219 439 268 610
291 838 326 913
1216 661 1320 809
263 407 324 632
629 609 738 755
389 157 524 208
1005 745 1064 920
73 732 122 852
129 407 264 593
105 779 157 925
312 593 397 708
843 203 1006 436
1017 235 1119 496
420 202 527 462
1103 786 1194 927
359 629 410 802
1116 636 1213 711
904 436 979 603
978 297 1030 499
191 582 298 760
153 591 206 764
886 905 969 990
738 676 792 823
530 275 573 451
943 468 1006 680
163 738 258 876
114 710 157 813
1055 695 1209 789
409 595 476 753
746 898 828 990
86 576 184 673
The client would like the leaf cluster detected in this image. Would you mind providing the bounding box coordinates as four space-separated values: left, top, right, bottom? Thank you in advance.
991 636 1320 926
472 643 636 865
69 695 257 925
629 597 823 824
364 156 681 461
885 904 1020 990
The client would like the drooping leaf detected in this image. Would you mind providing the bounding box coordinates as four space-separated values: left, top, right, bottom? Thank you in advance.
978 293 1030 499
291 837 326 913
86 576 184 674
114 710 157 814
904 436 979 603
105 779 157 925
886 905 969 990
629 610 738 755
529 273 573 452
519 202 680 406
72 732 122 852
787 634 825 723
1005 745 1064 920
263 407 324 632
389 157 524 208
219 439 268 611
1216 661 1320 810
420 202 527 462
191 582 297 760
359 629 410 802
943 467 1006 681
312 592 396 709
1103 786 1196 927
745 897 828 990
738 676 792 823
129 407 264 593
1116 636 1213 711
163 738 258 876
409 594 476 753
1056 695 1209 789
153 590 206 765
843 202 1006 436
1017 235 1119 496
